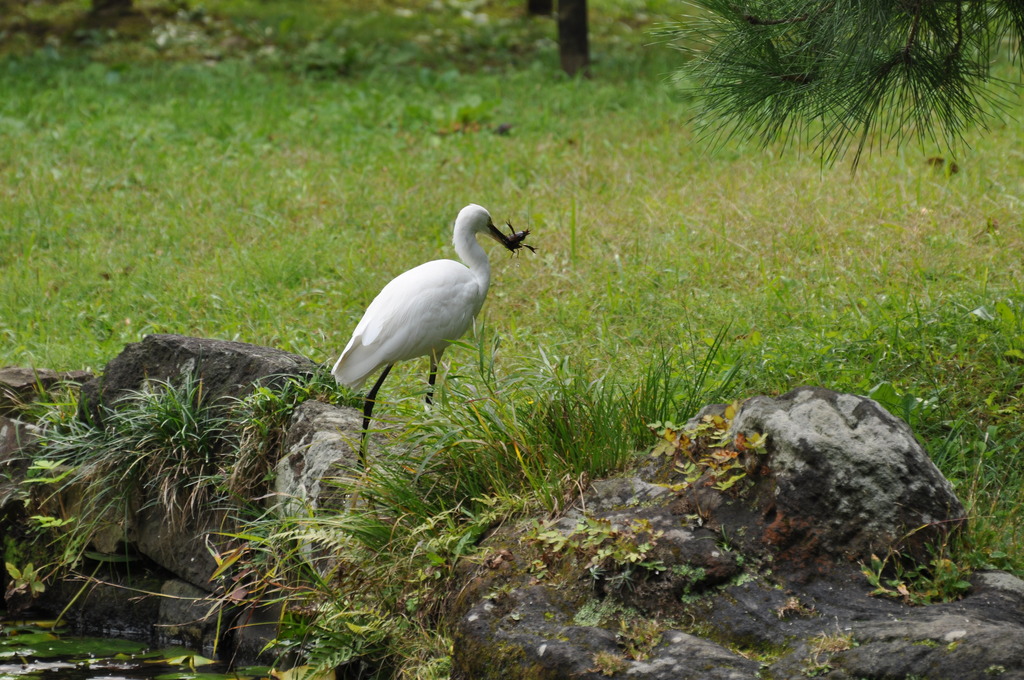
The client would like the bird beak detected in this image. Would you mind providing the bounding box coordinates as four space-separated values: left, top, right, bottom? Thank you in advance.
487 221 516 252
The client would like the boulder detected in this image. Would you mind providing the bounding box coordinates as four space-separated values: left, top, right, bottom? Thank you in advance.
0 340 319 662
451 388 1014 680
132 503 236 592
7 337 318 595
728 386 966 564
78 334 316 422
68 335 316 586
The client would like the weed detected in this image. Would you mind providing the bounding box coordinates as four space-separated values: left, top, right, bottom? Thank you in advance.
591 650 630 676
861 543 973 605
4 561 46 597
527 516 666 589
649 400 767 495
617 616 662 661
804 631 856 677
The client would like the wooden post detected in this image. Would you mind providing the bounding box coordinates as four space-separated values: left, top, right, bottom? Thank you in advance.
527 0 553 15
91 0 133 14
557 0 589 77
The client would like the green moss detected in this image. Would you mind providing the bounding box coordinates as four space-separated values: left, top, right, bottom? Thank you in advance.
671 563 707 581
2 530 55 576
451 636 561 680
572 598 635 627
728 640 789 666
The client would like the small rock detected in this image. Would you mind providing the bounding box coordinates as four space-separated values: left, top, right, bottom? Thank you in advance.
0 366 92 415
275 400 368 514
157 579 220 654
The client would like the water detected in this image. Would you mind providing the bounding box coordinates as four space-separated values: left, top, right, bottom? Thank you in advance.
0 624 270 680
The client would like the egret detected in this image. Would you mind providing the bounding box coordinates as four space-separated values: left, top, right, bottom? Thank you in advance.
332 204 530 464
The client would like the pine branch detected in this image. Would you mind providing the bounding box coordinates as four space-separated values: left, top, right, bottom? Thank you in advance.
665 0 1023 166
742 11 810 26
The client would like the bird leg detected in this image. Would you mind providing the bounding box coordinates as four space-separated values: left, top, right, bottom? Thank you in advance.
360 363 393 466
427 355 439 406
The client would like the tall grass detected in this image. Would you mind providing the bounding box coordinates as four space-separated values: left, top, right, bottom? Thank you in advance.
367 329 738 515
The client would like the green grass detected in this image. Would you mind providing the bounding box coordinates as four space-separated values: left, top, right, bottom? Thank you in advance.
2 0 1023 676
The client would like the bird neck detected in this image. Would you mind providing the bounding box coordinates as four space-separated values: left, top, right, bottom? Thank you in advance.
453 230 492 291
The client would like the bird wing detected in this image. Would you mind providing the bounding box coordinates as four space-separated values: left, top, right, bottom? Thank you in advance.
332 259 486 389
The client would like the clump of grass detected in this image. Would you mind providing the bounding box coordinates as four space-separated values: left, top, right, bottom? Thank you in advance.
861 542 974 606
31 372 237 562
228 363 357 499
28 365 354 565
380 329 740 517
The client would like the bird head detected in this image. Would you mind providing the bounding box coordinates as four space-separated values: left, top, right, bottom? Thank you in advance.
458 204 534 255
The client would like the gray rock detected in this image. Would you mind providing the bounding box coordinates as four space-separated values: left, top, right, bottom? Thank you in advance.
671 387 966 569
157 579 220 655
78 334 315 423
132 503 236 592
0 366 93 415
0 416 39 519
729 386 966 563
274 400 367 514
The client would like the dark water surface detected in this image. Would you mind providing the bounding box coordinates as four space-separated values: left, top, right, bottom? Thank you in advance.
0 624 270 680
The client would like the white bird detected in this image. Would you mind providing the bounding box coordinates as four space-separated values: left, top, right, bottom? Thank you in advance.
332 204 524 463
